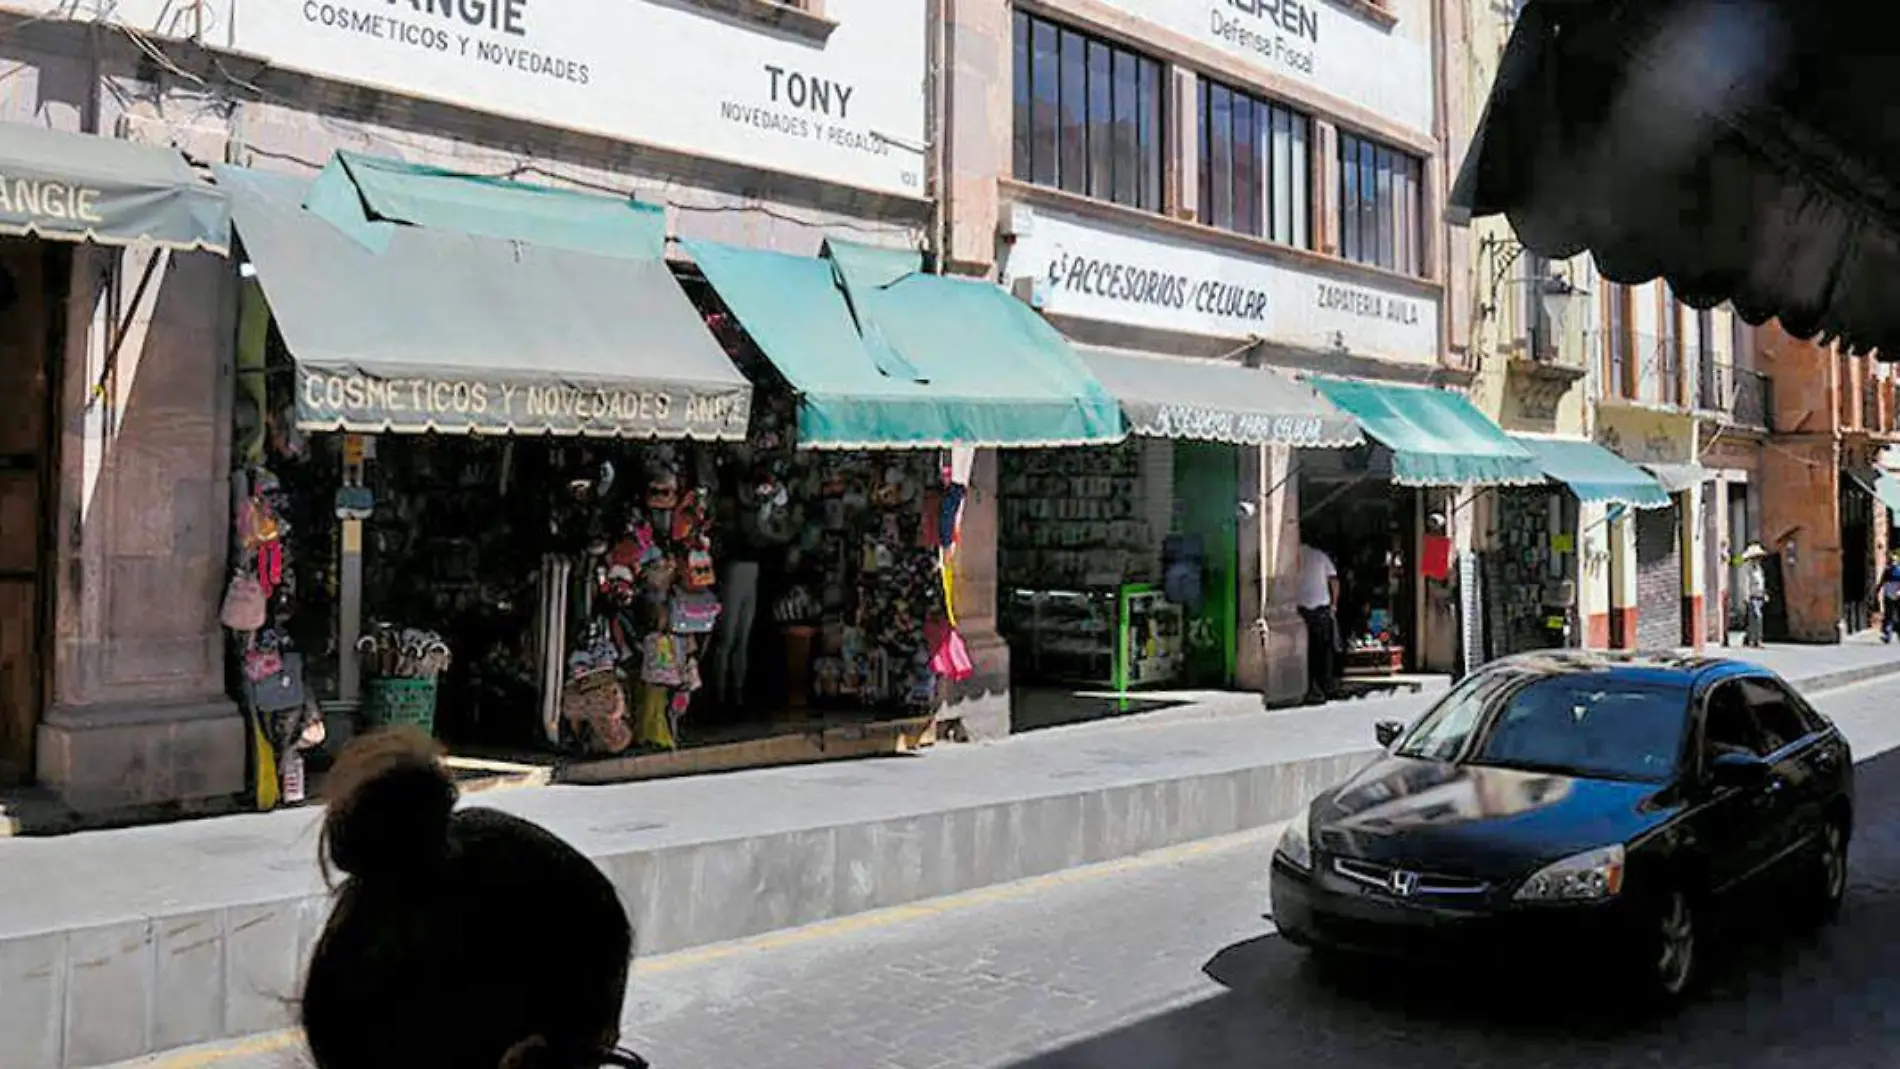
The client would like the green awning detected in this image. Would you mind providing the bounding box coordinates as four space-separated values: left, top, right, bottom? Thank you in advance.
302 152 665 259
1076 346 1364 447
0 123 228 253
1509 436 1672 509
217 165 750 439
685 239 1124 449
1309 378 1544 487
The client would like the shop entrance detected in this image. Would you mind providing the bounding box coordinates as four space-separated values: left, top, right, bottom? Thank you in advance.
1298 448 1420 676
1842 478 1874 633
0 241 55 787
1173 441 1238 686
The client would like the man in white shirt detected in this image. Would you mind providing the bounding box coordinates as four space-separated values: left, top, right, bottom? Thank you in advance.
1298 542 1341 703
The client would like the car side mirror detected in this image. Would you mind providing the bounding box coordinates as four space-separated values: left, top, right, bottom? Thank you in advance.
1709 750 1770 789
1375 720 1405 748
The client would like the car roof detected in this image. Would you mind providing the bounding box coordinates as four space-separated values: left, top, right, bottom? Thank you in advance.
1481 649 1773 688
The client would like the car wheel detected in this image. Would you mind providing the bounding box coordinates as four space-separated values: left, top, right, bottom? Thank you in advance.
1801 818 1850 925
1641 890 1697 1004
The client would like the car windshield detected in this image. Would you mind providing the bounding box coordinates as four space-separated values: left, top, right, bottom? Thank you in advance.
1467 675 1691 782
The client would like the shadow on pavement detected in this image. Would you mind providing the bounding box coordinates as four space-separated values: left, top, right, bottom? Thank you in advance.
1008 746 1900 1069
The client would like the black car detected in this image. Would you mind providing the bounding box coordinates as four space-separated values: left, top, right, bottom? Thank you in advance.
1269 651 1853 1001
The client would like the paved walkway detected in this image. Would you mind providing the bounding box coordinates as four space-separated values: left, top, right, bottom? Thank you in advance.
1 639 1891 942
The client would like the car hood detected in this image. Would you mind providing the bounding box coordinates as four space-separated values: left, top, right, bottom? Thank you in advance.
1309 755 1676 882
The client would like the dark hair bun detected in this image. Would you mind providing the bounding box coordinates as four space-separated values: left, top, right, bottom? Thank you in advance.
321 727 458 881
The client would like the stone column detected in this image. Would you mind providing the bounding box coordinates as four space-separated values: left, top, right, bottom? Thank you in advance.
943 0 1011 275
1578 502 1614 648
943 448 1010 739
1237 445 1305 706
1607 509 1638 648
1681 481 1708 649
37 246 245 812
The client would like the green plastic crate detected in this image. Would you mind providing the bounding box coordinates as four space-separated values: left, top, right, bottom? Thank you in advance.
364 677 438 735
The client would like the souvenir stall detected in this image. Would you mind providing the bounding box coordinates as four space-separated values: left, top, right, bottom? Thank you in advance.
680 311 970 746
1483 486 1581 656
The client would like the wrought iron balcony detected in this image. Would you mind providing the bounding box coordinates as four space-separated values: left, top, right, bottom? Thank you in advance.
1597 332 1687 408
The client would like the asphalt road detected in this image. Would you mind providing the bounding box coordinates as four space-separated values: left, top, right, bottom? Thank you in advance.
122 676 1900 1069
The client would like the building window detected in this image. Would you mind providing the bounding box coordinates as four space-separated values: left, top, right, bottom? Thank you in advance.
1012 11 1165 212
1198 79 1311 248
1338 132 1423 275
1604 283 1634 399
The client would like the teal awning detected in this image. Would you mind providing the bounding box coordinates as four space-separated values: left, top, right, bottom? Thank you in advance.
1509 436 1672 509
1877 472 1900 519
685 239 1125 449
219 166 749 440
0 123 227 253
302 151 665 259
1849 467 1900 519
1309 378 1544 487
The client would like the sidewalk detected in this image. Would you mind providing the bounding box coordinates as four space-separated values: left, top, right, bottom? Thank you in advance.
3 641 1897 1068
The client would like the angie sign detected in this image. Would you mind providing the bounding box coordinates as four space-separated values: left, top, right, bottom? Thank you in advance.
5 0 928 198
1005 206 1439 364
1094 0 1434 136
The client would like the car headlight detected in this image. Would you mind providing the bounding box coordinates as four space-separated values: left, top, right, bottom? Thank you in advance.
1513 844 1626 902
1276 813 1313 871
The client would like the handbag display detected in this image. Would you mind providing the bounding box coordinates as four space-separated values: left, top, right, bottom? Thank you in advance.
640 633 685 686
669 590 722 634
220 575 268 633
246 652 307 714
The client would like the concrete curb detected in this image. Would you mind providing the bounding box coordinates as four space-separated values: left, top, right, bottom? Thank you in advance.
7 655 1898 1069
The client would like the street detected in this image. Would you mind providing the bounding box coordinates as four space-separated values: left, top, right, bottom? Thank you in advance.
125 673 1900 1069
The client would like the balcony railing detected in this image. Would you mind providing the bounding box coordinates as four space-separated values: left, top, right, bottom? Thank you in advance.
1597 332 1686 408
1701 361 1772 430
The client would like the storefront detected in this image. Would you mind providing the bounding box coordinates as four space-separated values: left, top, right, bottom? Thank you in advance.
1594 404 1712 650
1489 436 1672 657
1304 378 1548 675
995 349 1362 694
219 152 1125 798
0 122 232 799
999 195 1446 703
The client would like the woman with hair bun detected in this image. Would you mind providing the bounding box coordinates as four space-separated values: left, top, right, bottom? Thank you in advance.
302 728 641 1069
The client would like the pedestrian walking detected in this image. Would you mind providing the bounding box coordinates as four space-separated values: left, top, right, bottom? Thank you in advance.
1740 543 1770 648
1872 550 1900 643
1298 541 1342 703
301 728 642 1069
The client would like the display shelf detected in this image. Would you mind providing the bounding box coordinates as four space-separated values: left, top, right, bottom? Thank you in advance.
1115 583 1183 690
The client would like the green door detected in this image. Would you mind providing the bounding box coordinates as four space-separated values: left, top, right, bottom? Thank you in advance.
1173 441 1239 686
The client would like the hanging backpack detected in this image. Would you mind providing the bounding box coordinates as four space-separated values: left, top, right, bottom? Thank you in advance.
1162 534 1206 614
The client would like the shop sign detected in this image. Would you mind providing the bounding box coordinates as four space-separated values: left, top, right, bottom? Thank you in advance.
1087 0 1434 136
1594 405 1694 466
1143 404 1329 444
297 367 751 438
9 0 927 198
1005 206 1439 364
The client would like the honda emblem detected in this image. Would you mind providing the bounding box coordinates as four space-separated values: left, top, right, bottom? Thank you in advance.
1388 869 1420 897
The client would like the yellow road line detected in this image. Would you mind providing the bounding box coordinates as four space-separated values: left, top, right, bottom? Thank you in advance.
136 823 1281 1068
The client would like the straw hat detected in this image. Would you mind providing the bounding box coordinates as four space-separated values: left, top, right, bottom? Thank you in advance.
1741 543 1768 560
